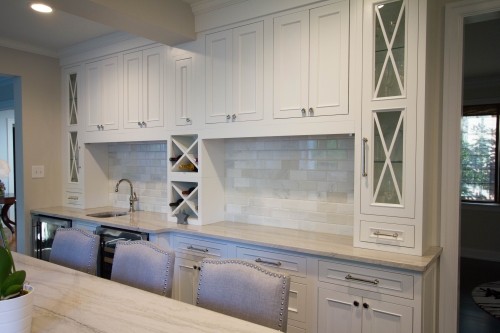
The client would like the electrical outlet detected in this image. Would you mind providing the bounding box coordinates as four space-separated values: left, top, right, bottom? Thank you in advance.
32 166 44 178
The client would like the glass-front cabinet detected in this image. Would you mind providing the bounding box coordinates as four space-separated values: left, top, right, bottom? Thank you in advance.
361 0 417 218
63 65 83 190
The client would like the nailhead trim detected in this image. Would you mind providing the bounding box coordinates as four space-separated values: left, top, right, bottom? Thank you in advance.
197 259 289 331
116 241 173 297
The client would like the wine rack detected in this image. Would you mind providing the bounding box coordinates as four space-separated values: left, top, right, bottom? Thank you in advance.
167 135 225 225
170 181 199 223
170 135 198 173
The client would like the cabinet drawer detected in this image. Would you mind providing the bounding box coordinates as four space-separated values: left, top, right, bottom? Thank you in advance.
289 282 307 323
173 235 228 259
318 260 414 300
66 191 82 206
236 246 307 278
359 221 415 248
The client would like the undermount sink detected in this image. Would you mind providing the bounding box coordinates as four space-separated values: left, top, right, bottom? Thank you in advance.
86 211 129 218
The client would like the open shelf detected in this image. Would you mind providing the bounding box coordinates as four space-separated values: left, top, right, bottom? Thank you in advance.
171 135 199 173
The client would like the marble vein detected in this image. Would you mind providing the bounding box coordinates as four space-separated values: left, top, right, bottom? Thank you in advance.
14 253 277 333
31 206 442 272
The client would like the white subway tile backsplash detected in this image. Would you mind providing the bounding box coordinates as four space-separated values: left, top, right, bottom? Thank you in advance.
108 141 168 213
225 135 354 236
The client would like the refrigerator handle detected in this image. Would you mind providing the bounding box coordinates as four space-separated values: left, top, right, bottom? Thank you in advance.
36 219 41 259
100 236 105 277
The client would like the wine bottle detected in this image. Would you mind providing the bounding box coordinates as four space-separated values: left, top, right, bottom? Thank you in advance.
179 163 197 172
169 155 183 162
169 199 183 207
195 158 199 163
182 187 196 195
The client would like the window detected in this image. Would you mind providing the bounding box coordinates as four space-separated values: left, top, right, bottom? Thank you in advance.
461 104 500 202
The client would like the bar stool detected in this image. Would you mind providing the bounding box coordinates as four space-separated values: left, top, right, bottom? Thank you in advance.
111 241 175 297
50 228 99 275
196 259 291 332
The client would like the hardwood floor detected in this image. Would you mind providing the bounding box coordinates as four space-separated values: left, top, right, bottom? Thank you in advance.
460 257 500 333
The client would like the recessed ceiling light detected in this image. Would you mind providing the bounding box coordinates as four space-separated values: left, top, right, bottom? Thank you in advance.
31 4 53 13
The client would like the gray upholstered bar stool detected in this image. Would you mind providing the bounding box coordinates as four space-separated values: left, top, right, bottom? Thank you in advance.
110 241 175 297
49 228 99 275
196 259 291 332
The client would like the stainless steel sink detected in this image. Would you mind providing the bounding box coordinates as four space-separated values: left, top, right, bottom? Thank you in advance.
86 211 129 218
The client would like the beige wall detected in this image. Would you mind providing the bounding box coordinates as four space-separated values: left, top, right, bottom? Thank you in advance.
0 46 62 254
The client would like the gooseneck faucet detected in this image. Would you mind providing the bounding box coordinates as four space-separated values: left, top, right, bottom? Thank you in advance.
115 179 138 212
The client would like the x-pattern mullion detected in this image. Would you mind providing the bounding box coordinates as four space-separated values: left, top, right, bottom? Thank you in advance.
70 134 79 182
70 79 78 123
373 113 404 204
373 2 406 97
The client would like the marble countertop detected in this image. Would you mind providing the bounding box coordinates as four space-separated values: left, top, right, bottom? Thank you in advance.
31 206 442 272
13 252 276 333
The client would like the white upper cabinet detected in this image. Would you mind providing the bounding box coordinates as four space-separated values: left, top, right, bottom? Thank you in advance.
360 0 417 219
124 46 164 129
85 56 119 132
205 22 263 124
174 54 194 126
231 22 264 122
274 2 349 119
63 66 80 127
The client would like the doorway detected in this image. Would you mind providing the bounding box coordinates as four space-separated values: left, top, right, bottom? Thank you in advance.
441 1 500 332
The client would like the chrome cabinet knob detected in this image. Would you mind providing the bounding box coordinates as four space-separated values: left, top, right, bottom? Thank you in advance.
142 121 146 126
226 115 230 120
138 122 141 126
97 125 100 130
309 107 314 114
101 125 104 129
232 114 236 120
186 118 190 122
301 108 306 114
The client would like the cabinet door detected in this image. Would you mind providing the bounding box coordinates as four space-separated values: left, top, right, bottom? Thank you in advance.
101 57 119 130
175 56 193 126
309 2 349 117
318 288 362 333
173 257 199 305
361 299 412 333
273 10 309 119
64 66 80 127
85 60 102 132
205 29 232 124
232 21 264 122
360 0 417 218
123 51 143 129
142 46 164 128
68 131 80 186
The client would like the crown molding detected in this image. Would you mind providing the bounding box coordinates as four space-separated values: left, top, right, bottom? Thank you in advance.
0 37 58 58
189 0 247 15
58 31 137 59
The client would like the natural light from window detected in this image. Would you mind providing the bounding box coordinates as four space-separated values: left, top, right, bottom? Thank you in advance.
461 114 497 202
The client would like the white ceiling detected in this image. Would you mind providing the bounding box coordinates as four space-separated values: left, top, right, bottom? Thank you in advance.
0 0 118 57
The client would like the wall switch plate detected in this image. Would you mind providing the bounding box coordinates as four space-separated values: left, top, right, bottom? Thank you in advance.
32 166 44 178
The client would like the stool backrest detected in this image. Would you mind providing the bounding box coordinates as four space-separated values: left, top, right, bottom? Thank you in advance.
111 241 175 297
196 259 291 332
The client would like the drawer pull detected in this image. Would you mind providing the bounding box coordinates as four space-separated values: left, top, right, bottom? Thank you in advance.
373 231 399 238
187 245 209 253
345 274 379 285
255 258 282 267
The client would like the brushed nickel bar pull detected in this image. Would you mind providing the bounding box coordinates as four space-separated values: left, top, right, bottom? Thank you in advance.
345 274 379 285
255 258 282 267
187 245 209 253
374 231 399 238
361 138 368 177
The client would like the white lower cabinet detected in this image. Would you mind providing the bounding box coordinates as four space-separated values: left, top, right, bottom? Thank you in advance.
318 288 412 333
172 255 201 305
